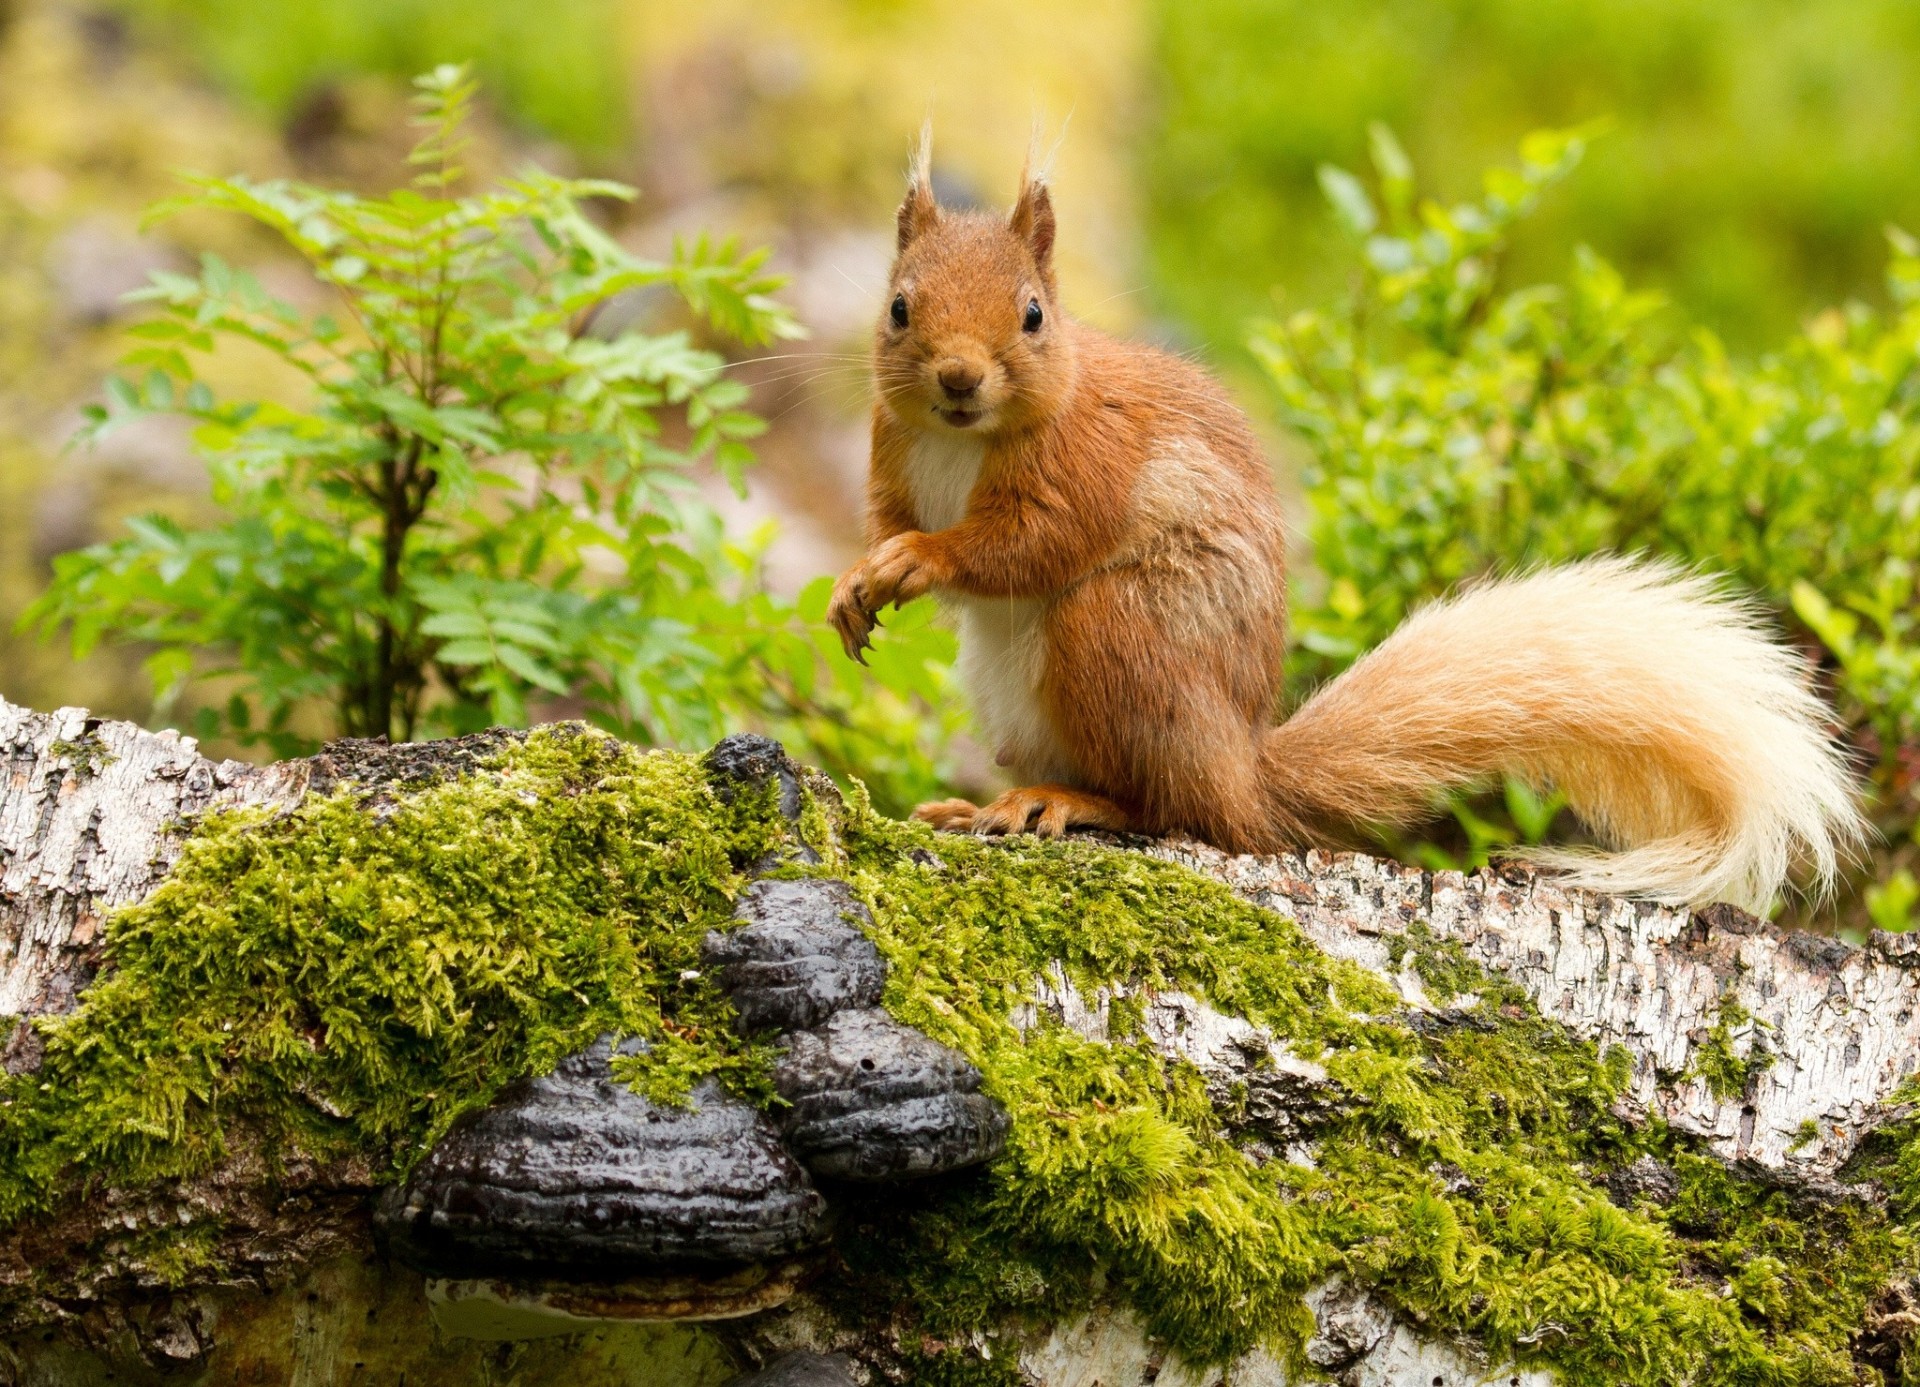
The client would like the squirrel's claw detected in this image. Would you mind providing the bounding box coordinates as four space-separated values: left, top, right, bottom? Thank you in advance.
970 786 1133 838
829 536 933 664
833 610 873 664
827 562 879 663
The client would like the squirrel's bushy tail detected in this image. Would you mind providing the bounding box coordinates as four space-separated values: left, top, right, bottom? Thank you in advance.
1259 558 1866 911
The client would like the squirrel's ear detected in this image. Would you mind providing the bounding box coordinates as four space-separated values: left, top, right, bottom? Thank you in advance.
1009 180 1057 278
896 180 939 251
896 124 940 251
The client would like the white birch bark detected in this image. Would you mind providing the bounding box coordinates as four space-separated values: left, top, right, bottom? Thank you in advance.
1144 838 1920 1178
0 697 308 1024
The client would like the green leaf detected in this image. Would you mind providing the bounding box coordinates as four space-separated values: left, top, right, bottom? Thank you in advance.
434 639 497 667
1790 580 1857 658
494 642 570 693
1867 870 1919 933
1368 123 1414 222
1317 165 1378 238
420 611 491 640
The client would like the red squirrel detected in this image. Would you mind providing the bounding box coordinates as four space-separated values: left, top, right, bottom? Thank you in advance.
827 144 1865 911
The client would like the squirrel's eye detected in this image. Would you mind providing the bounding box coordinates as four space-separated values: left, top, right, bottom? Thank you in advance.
1023 298 1044 333
890 294 909 328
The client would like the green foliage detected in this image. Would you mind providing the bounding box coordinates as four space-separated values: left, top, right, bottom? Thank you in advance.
1255 128 1920 915
111 0 627 152
1868 868 1920 935
22 67 957 816
1145 0 1920 353
1389 776 1569 876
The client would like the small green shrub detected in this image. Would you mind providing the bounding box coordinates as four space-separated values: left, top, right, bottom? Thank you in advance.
1257 126 1920 923
22 66 958 815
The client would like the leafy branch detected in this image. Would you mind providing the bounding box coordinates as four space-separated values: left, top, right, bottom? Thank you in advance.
24 66 958 816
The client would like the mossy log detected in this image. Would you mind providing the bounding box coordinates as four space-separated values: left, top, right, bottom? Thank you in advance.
0 696 1916 1386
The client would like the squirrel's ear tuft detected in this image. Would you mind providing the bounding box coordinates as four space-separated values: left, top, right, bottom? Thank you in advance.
897 124 940 250
1009 179 1057 277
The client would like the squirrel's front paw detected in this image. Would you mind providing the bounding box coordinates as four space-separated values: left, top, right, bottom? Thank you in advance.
864 533 943 611
828 563 879 663
828 534 945 663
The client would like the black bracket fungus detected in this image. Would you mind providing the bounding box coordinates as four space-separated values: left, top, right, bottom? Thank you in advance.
376 780 1010 1331
703 879 888 1034
725 1350 860 1387
704 732 826 869
704 733 807 822
774 1009 1011 1181
376 1036 828 1280
700 870 1010 1181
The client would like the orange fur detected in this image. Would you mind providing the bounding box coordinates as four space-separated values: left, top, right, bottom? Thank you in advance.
826 151 1867 910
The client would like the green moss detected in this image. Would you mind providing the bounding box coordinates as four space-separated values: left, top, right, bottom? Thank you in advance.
1383 919 1484 1003
1689 992 1777 1102
46 735 115 775
0 739 1906 1386
0 727 784 1224
895 1343 1026 1387
1664 1149 1896 1347
123 1222 225 1289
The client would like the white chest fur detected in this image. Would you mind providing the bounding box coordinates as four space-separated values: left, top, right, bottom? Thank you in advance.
901 432 986 532
897 433 1068 781
955 596 1065 779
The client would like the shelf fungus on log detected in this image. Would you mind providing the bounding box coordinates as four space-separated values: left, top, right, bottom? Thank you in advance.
703 879 888 1035
773 1007 1011 1180
701 876 1011 1182
375 1035 828 1322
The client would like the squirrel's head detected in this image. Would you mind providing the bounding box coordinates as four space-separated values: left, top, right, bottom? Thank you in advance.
873 136 1076 437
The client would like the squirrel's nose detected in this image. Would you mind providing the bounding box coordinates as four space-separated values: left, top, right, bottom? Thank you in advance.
937 361 984 398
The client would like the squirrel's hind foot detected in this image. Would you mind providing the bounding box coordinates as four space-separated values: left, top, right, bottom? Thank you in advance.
915 786 1132 839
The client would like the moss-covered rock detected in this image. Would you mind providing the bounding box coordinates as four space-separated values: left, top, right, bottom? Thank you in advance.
0 721 1912 1385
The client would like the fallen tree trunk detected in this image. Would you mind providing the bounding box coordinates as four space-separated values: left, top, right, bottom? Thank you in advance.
1147 839 1920 1180
0 696 1913 1387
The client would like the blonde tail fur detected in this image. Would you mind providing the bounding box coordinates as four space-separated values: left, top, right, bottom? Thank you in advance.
1260 558 1867 912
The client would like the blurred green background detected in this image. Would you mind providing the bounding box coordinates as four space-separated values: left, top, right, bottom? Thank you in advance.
6 0 1920 925
1148 0 1920 352
76 0 1920 345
